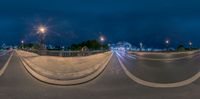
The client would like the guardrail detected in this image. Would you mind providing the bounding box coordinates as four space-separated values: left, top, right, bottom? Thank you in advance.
21 49 108 57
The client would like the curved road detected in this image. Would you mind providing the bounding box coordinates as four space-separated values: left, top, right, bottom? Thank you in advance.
118 51 200 83
0 51 200 99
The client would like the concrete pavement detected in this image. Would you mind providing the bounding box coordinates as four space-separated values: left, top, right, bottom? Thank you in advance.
16 50 113 85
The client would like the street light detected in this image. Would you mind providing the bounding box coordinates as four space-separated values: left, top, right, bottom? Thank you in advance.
165 40 169 44
165 40 170 51
139 42 143 51
189 41 192 50
21 40 24 49
99 36 105 50
37 25 47 50
21 40 24 44
37 26 47 34
100 36 105 42
189 41 192 46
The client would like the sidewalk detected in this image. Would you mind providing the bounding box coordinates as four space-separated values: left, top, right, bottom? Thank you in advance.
17 50 112 84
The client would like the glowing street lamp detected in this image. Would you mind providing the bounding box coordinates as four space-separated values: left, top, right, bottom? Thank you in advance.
37 25 47 50
100 36 105 42
37 26 47 34
21 40 24 49
165 40 169 44
189 41 192 46
99 36 105 50
189 41 192 50
21 40 24 44
165 40 170 51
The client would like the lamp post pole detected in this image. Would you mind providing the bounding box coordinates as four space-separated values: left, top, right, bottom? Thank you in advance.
140 42 143 51
100 36 105 50
189 41 192 50
37 25 47 55
165 40 169 51
21 40 24 49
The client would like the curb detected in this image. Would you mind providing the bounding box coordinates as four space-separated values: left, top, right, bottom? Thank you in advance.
17 51 113 85
116 52 200 88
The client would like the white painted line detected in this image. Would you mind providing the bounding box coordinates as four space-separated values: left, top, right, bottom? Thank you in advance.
116 52 200 88
0 50 11 57
0 51 13 76
114 51 136 60
126 54 136 59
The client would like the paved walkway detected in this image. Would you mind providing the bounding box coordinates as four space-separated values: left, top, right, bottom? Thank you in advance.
17 50 112 80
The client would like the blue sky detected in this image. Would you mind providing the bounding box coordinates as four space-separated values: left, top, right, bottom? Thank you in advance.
0 0 200 48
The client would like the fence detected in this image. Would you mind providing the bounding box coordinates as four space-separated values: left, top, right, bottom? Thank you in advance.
22 49 108 57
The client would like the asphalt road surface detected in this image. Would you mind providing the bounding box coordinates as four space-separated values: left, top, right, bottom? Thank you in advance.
0 51 200 99
118 51 200 83
0 51 12 70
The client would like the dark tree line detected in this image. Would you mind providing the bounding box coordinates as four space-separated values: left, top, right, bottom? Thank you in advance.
19 43 40 49
176 44 198 51
68 40 108 51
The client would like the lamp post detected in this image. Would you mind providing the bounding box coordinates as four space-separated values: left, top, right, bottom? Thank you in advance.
37 25 47 50
189 41 192 50
100 36 105 42
139 42 143 51
37 25 47 55
21 40 24 49
100 36 105 50
165 40 169 51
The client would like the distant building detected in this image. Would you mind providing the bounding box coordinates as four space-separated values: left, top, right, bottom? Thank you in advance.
110 41 134 51
1 43 11 49
81 46 89 51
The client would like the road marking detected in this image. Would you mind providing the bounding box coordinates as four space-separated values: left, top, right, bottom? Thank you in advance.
0 50 11 57
115 51 136 60
126 54 136 59
116 52 200 88
0 51 13 76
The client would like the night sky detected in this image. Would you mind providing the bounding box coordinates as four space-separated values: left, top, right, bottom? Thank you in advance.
0 0 200 48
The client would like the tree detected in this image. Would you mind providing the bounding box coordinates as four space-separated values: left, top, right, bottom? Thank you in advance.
68 40 108 50
177 44 185 51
